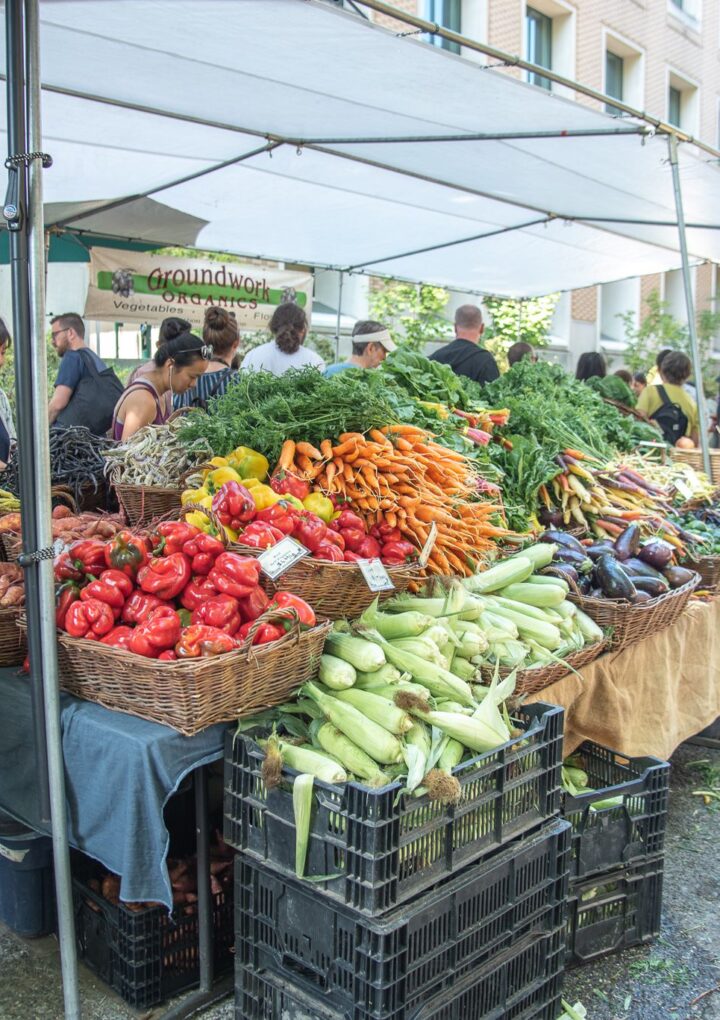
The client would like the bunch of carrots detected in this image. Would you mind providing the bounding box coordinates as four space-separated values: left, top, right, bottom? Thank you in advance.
274 425 512 576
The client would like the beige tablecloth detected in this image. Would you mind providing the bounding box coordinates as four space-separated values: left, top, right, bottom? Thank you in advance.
526 598 720 759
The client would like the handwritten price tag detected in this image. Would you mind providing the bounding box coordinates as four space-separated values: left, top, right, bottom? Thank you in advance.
258 537 310 581
357 558 395 593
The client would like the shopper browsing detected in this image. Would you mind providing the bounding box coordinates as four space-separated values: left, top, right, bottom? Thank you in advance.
325 320 397 377
636 351 699 447
0 318 16 469
507 342 537 367
429 305 499 385
241 304 324 376
126 316 191 419
111 333 209 440
48 313 124 435
575 352 607 382
174 306 240 409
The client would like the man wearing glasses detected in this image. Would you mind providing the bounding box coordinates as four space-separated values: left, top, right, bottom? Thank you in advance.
48 313 122 434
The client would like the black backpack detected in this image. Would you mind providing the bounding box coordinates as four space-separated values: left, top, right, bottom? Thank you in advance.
650 384 689 445
55 348 124 436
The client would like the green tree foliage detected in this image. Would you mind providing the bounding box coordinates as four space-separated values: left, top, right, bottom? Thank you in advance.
482 294 560 368
618 289 720 394
0 336 60 417
368 281 453 350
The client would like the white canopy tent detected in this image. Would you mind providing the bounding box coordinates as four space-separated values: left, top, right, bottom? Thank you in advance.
1 0 720 295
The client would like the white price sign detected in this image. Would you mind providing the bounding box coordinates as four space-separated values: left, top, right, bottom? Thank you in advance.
258 536 310 580
357 558 395 593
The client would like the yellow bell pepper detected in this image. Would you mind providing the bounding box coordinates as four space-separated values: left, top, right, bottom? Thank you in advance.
278 493 304 512
303 492 334 523
184 510 215 533
221 524 239 542
226 446 269 482
204 466 243 491
208 456 229 468
249 483 281 511
181 486 213 509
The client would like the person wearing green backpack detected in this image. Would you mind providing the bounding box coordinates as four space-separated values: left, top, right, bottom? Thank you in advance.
49 312 124 436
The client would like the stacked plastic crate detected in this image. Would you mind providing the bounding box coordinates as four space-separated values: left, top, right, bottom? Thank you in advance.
560 742 670 967
224 702 571 1020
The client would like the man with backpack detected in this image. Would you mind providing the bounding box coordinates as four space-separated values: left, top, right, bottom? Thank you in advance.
48 313 123 435
636 350 699 447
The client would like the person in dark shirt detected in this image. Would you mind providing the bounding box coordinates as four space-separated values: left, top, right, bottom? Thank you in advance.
429 304 499 385
48 312 108 424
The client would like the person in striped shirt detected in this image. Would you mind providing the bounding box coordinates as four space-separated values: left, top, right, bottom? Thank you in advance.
174 306 240 410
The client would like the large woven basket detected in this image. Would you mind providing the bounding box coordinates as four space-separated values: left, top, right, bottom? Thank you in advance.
48 618 331 736
0 607 26 666
230 541 422 619
479 639 607 696
683 554 720 591
671 448 720 485
113 479 183 527
567 574 699 651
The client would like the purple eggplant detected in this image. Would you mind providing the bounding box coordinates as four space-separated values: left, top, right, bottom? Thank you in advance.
622 558 664 580
632 576 669 597
538 508 564 527
632 590 652 604
613 523 641 562
539 530 587 555
638 540 674 570
555 548 594 573
663 566 697 589
540 564 579 584
586 541 617 561
597 554 636 600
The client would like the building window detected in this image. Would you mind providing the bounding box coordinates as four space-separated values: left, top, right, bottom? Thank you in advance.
605 51 623 114
526 7 552 90
668 85 682 127
667 71 700 133
425 0 461 54
668 0 701 22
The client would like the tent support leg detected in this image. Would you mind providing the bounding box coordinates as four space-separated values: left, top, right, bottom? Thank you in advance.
667 133 712 475
335 270 344 363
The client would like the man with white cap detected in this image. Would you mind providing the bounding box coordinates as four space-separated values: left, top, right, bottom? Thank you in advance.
325 320 397 377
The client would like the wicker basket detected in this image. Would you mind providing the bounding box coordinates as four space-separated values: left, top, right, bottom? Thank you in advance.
230 541 422 619
0 606 26 666
479 640 607 696
113 479 183 527
45 617 331 736
567 574 699 651
671 448 720 486
682 554 720 591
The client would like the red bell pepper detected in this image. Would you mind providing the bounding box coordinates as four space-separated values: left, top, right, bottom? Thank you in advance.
381 539 416 564
238 617 285 645
154 521 201 556
208 552 261 599
103 530 150 578
334 509 365 532
269 592 316 628
137 552 191 601
313 541 345 562
255 503 296 535
270 470 310 502
129 607 182 658
339 527 365 553
322 529 345 551
356 536 382 560
81 569 133 618
54 539 108 582
158 649 177 661
182 533 225 576
211 482 256 531
343 551 363 563
237 586 270 622
64 599 115 640
191 594 242 635
100 625 134 651
292 512 327 553
240 522 284 549
175 624 238 659
121 590 171 626
179 575 218 612
377 526 403 543
56 583 80 629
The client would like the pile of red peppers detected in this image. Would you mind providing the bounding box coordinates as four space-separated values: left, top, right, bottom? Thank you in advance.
54 523 316 660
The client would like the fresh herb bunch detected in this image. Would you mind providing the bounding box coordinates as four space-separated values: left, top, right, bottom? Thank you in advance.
587 374 636 408
379 347 474 410
177 368 402 464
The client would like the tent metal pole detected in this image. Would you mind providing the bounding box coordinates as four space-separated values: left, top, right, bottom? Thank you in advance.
667 134 711 476
335 270 344 362
25 1 82 1017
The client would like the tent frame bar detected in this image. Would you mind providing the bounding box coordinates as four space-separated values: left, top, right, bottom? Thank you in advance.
292 127 650 143
353 0 720 163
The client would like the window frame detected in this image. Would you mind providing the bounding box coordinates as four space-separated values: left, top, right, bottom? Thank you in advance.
526 5 553 90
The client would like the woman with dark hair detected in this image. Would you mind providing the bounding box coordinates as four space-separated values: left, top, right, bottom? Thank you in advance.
174 306 240 409
0 318 15 468
111 333 209 440
241 303 324 375
575 352 607 383
126 316 192 418
631 371 647 397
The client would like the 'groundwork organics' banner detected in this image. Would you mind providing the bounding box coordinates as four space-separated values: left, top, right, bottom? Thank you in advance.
84 247 313 329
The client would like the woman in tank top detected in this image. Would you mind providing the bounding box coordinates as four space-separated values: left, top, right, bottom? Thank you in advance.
112 333 210 441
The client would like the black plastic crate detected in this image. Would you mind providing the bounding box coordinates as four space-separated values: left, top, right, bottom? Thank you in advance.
73 875 234 1009
225 702 563 915
562 741 669 878
235 819 570 1020
566 855 664 967
236 925 566 1020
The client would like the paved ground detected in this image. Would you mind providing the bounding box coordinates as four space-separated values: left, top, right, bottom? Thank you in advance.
0 741 718 1019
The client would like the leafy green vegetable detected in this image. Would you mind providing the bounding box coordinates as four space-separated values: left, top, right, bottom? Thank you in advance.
587 374 636 407
379 348 473 410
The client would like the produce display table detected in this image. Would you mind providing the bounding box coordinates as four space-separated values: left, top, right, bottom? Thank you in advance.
0 670 225 907
527 598 720 759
